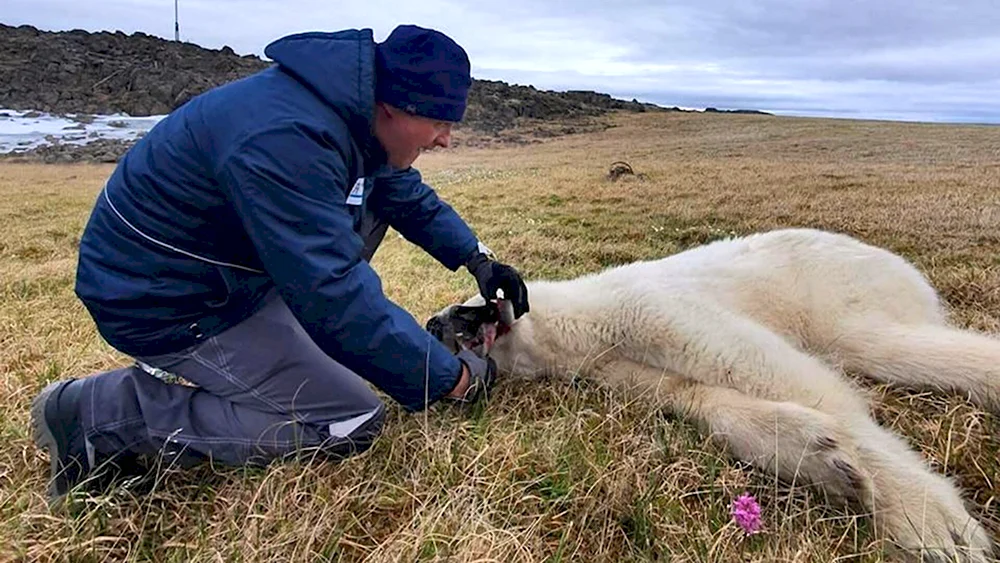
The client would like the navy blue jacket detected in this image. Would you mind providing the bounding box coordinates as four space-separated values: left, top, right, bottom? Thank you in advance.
74 29 481 411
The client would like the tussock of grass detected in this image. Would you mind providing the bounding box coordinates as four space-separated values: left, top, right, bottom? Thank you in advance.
2 112 998 561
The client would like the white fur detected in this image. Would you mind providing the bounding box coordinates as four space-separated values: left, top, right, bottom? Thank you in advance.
435 228 998 562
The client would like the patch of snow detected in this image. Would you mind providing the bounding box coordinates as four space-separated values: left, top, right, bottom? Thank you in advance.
0 108 166 154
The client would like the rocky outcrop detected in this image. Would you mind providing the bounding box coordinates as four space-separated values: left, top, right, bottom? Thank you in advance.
5 138 135 164
463 81 661 134
0 23 770 162
0 24 269 117
0 23 663 133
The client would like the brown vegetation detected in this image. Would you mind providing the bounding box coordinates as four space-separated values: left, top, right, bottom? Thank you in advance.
2 110 998 561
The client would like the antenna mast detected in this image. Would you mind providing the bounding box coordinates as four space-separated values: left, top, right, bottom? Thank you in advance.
174 0 180 41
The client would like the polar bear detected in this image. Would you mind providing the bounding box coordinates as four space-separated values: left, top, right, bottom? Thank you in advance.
426 228 998 562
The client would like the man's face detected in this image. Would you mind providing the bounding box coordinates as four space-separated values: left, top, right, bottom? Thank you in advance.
374 103 454 169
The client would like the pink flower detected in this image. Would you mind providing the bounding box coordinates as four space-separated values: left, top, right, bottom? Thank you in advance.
731 492 762 535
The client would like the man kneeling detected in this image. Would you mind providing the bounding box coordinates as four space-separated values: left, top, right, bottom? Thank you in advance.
31 24 527 502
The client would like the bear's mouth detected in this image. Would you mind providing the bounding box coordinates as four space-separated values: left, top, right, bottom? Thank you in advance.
425 301 514 357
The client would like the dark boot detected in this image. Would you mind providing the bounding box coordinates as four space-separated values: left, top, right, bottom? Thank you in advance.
31 379 148 503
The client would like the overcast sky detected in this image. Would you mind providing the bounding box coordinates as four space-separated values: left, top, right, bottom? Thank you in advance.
4 0 1000 124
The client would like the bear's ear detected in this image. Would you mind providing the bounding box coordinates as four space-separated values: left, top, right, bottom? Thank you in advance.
450 304 499 332
496 299 516 328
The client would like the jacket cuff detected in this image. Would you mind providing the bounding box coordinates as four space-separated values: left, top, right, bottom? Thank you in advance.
463 241 496 269
403 352 464 411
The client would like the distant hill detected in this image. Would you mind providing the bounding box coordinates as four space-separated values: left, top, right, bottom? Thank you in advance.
0 23 693 135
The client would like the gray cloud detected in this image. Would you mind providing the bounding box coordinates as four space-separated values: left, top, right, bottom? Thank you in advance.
485 0 1000 58
3 0 999 123
463 0 1000 123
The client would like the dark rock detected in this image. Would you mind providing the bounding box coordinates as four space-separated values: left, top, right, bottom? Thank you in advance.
70 114 97 124
1 137 138 163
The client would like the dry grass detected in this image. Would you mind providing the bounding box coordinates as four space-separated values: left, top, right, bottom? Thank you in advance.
2 111 999 562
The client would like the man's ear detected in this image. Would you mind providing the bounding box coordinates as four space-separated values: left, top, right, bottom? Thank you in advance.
377 102 407 120
373 101 392 123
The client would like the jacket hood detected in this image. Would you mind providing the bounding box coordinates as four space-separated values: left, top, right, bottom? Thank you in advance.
263 29 379 153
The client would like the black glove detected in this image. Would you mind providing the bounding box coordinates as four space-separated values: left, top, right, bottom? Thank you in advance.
466 252 530 318
448 349 498 404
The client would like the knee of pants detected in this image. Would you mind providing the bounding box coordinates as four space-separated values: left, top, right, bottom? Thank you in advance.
319 402 386 459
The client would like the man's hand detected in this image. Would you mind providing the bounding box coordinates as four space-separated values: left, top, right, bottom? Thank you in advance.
446 349 497 404
466 253 530 318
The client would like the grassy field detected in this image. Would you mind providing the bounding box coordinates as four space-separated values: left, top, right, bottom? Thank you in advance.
2 111 999 562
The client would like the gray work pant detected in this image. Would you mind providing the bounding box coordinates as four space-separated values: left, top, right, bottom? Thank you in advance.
78 209 390 468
